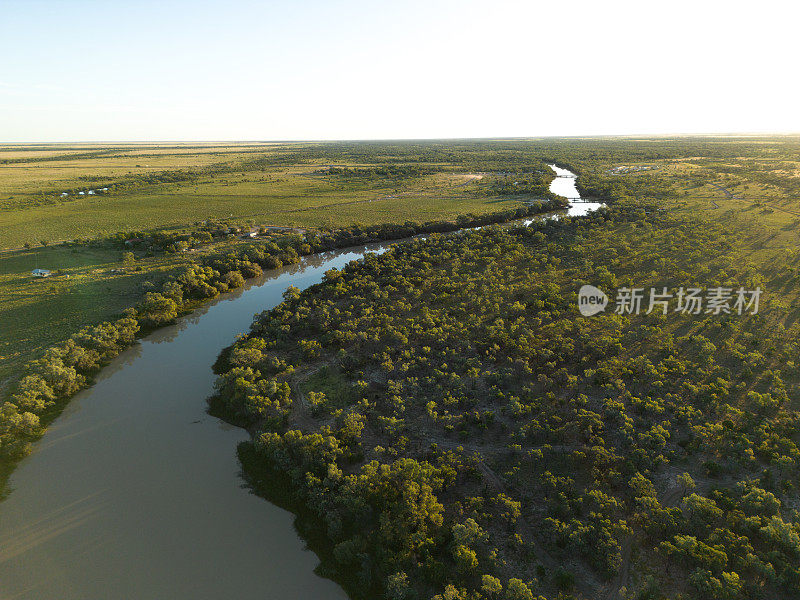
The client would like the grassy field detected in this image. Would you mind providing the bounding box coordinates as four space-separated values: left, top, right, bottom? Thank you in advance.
0 142 535 248
575 144 800 243
0 245 186 386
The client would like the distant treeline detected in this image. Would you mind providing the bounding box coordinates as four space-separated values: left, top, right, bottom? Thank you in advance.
27 168 203 208
321 165 438 180
0 149 121 164
476 170 554 197
27 157 281 207
85 189 567 256
101 221 252 254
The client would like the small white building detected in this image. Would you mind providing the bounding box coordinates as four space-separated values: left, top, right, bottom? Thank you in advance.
32 269 52 277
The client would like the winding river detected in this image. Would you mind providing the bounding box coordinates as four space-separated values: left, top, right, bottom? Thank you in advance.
0 166 597 599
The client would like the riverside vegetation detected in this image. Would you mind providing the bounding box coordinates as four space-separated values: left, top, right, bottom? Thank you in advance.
210 141 800 600
0 199 564 489
211 210 800 600
4 138 800 599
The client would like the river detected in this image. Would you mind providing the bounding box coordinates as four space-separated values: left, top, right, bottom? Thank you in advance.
545 163 603 217
0 166 596 599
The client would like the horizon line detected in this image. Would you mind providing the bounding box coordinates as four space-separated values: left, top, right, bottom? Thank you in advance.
3 131 800 145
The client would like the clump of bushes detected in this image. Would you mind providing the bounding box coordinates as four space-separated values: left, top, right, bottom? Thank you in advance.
1 315 139 459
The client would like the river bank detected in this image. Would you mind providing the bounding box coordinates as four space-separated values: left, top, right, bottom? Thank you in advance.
0 196 569 494
0 167 601 598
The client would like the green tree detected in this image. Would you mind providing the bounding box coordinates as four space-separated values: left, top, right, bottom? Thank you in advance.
481 574 503 597
136 292 178 327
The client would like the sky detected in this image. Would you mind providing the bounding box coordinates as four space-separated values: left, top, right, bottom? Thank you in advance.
1 0 798 142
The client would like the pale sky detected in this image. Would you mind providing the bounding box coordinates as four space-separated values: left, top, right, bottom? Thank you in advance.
1 0 798 142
